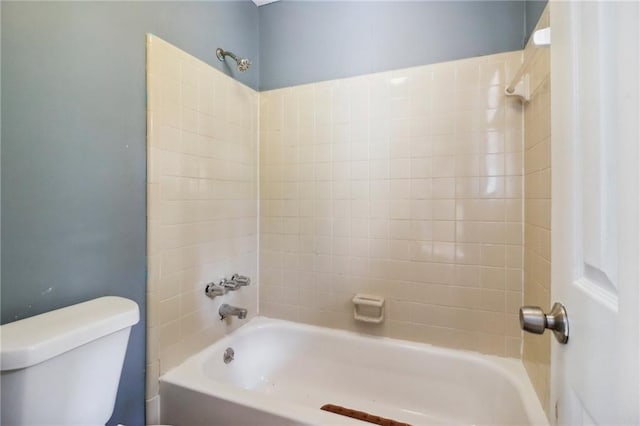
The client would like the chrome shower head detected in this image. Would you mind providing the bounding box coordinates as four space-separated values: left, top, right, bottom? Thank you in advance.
216 47 251 72
236 58 251 72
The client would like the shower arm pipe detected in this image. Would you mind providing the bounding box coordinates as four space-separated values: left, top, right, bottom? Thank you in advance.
216 48 240 63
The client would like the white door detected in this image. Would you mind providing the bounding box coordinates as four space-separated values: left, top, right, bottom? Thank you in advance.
550 1 639 425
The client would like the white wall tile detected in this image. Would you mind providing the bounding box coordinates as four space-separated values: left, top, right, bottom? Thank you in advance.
259 50 524 358
146 35 258 403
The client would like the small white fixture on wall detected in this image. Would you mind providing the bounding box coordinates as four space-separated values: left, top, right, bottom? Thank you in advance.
532 27 551 47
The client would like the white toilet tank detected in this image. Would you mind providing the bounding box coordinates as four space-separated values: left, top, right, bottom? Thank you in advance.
0 296 140 425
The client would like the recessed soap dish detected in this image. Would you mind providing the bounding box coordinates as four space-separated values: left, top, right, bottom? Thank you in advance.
352 294 385 324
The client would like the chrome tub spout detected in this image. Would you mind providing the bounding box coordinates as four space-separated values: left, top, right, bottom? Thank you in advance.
219 304 247 320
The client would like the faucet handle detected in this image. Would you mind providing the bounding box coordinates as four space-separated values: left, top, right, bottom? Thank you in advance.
205 282 227 299
220 278 241 290
231 274 251 286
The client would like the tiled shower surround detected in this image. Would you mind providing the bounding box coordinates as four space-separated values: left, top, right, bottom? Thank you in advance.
146 35 258 417
259 51 525 357
145 36 544 422
523 6 552 417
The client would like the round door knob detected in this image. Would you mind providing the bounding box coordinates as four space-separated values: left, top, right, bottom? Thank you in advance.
519 303 569 344
519 306 546 334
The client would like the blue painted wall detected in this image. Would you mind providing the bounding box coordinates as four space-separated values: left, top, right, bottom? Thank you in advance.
1 2 258 425
258 1 526 90
525 0 548 43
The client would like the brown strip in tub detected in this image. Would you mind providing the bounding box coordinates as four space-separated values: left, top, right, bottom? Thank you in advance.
321 404 412 426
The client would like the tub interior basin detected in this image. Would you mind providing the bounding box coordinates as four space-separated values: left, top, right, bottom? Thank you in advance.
161 317 548 426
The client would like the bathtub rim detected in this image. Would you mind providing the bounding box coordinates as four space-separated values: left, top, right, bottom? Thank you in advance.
160 316 549 426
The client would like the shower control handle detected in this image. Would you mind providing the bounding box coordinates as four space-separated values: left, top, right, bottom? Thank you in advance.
205 283 227 299
231 274 250 287
220 278 241 291
519 303 569 344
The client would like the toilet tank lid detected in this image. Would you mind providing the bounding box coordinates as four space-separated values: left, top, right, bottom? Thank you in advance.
1 296 140 371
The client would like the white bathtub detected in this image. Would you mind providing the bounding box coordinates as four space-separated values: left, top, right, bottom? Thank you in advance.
160 317 548 426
